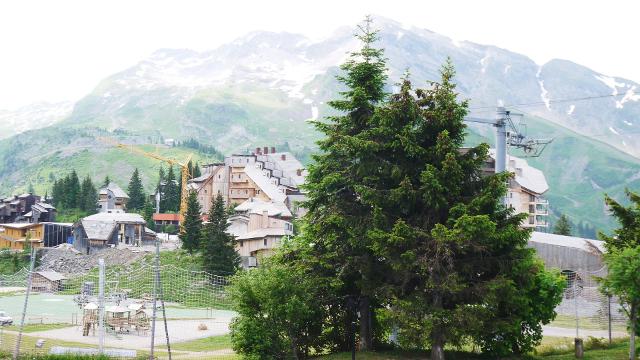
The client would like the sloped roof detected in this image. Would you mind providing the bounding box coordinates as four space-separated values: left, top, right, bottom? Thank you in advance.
243 165 286 202
100 182 129 199
0 223 37 229
237 227 289 240
153 213 180 221
489 150 549 194
35 271 66 281
529 231 606 253
267 152 306 187
235 198 292 218
81 212 145 241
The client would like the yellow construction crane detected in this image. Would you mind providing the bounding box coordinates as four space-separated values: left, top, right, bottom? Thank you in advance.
98 137 193 220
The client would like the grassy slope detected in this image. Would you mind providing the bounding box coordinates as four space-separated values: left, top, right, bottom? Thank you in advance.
0 126 219 197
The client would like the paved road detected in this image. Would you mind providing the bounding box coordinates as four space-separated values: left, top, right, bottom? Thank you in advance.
543 326 627 339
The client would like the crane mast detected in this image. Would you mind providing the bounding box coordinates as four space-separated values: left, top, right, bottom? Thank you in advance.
99 137 193 222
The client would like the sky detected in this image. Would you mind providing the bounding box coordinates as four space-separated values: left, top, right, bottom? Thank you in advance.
0 0 638 110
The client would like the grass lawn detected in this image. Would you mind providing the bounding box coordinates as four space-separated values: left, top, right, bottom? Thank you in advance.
161 334 232 352
316 338 635 360
4 323 72 333
549 314 627 332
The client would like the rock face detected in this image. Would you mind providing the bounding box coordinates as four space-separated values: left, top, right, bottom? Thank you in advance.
37 247 148 275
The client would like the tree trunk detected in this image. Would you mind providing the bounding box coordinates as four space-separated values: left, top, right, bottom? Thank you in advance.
431 293 445 360
431 332 445 360
630 303 636 360
359 296 373 351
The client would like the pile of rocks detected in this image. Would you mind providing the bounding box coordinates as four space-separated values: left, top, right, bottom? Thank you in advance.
37 246 148 275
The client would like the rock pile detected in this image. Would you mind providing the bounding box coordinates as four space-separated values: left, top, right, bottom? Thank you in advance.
37 247 148 274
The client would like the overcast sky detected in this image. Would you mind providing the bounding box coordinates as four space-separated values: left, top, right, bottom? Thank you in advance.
1 0 638 110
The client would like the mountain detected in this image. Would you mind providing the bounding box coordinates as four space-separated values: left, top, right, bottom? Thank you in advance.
0 101 73 139
1 16 639 234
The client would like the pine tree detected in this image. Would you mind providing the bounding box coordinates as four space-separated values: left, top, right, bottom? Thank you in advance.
180 191 202 254
161 166 180 212
299 16 389 350
127 168 146 211
79 175 97 213
143 199 156 231
27 183 35 194
65 170 81 209
193 162 202 178
201 194 239 275
553 214 572 236
355 65 563 357
156 166 166 211
101 175 111 188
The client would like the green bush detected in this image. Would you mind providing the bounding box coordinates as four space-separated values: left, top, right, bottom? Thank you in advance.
229 261 325 359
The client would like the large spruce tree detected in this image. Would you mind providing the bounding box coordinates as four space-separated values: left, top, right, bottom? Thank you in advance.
201 194 239 275
360 66 563 358
301 16 387 350
180 190 202 254
127 168 146 211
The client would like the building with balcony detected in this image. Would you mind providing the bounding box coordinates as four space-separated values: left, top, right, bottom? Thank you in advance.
488 151 550 230
188 146 306 213
97 183 129 213
0 194 54 223
227 197 294 268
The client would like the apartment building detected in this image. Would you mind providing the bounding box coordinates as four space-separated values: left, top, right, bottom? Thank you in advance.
488 151 550 230
227 197 294 267
0 193 55 223
188 146 307 212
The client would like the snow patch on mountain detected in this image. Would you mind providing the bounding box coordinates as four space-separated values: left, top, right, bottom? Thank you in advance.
567 105 575 115
624 120 633 126
609 126 620 135
536 67 551 110
480 54 490 73
595 75 625 96
616 86 640 109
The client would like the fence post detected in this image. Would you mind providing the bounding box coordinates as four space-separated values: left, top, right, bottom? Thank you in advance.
608 295 612 345
574 275 579 339
13 246 36 360
150 239 160 360
156 239 172 360
98 258 105 354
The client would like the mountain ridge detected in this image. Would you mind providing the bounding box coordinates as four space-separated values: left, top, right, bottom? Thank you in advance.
1 17 639 236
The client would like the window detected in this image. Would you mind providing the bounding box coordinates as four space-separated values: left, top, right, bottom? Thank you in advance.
263 238 267 246
239 241 243 247
204 190 207 194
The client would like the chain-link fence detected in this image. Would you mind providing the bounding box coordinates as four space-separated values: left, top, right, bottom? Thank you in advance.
547 267 628 342
0 245 235 359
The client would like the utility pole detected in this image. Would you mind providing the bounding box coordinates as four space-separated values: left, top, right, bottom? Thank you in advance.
494 107 507 173
98 258 105 354
464 106 552 174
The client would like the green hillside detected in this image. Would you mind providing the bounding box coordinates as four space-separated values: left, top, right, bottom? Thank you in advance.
0 126 220 197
